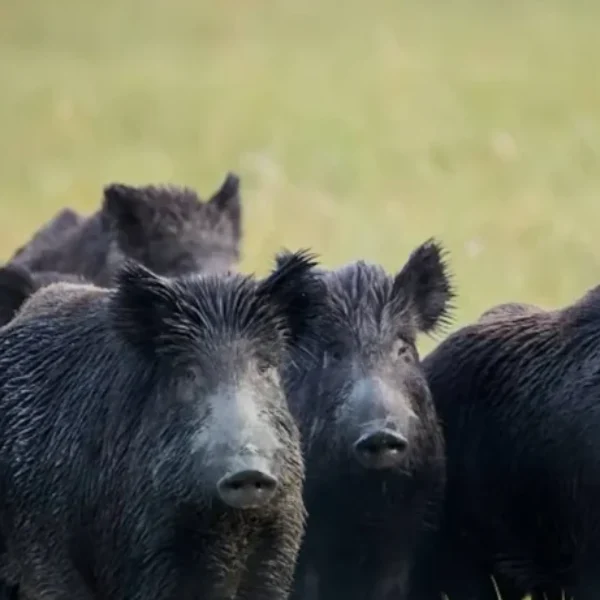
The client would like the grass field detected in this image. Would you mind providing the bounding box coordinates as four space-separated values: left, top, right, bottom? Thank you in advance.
1 0 599 354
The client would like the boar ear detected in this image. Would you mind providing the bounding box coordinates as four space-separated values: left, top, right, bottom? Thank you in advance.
0 263 38 326
208 172 241 238
11 208 81 262
392 238 455 334
110 259 181 352
102 184 154 242
208 172 240 212
275 249 326 278
257 248 325 343
42 208 81 237
274 249 294 271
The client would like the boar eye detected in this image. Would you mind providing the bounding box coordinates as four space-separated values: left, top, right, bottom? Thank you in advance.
323 344 344 367
394 338 413 362
257 358 275 375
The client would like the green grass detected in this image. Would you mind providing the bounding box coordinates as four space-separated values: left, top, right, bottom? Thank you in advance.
1 0 600 354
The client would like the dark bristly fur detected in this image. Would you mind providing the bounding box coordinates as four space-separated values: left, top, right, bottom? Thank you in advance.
0 263 84 326
12 172 242 286
477 301 543 323
0 262 85 600
422 286 600 600
10 208 83 264
283 238 454 600
0 250 324 600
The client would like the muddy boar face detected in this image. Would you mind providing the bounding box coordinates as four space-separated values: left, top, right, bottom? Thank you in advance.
111 249 324 509
103 172 241 278
183 347 291 509
283 239 454 471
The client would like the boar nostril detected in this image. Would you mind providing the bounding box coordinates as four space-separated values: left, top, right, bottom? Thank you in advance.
353 429 408 470
217 469 278 509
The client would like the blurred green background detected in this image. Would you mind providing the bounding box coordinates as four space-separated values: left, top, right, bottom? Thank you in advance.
1 0 599 353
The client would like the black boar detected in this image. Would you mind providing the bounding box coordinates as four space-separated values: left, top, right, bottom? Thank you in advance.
284 239 454 600
14 172 242 286
0 250 324 600
422 286 600 600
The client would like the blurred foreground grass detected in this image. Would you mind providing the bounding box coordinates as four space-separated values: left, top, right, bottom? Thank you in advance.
1 0 599 352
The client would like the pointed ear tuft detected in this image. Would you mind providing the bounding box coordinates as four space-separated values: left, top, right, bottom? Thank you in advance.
0 263 38 326
50 208 82 232
257 249 325 344
102 184 153 240
392 238 455 335
109 260 181 353
11 208 82 262
274 248 295 271
209 172 240 210
208 172 242 239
